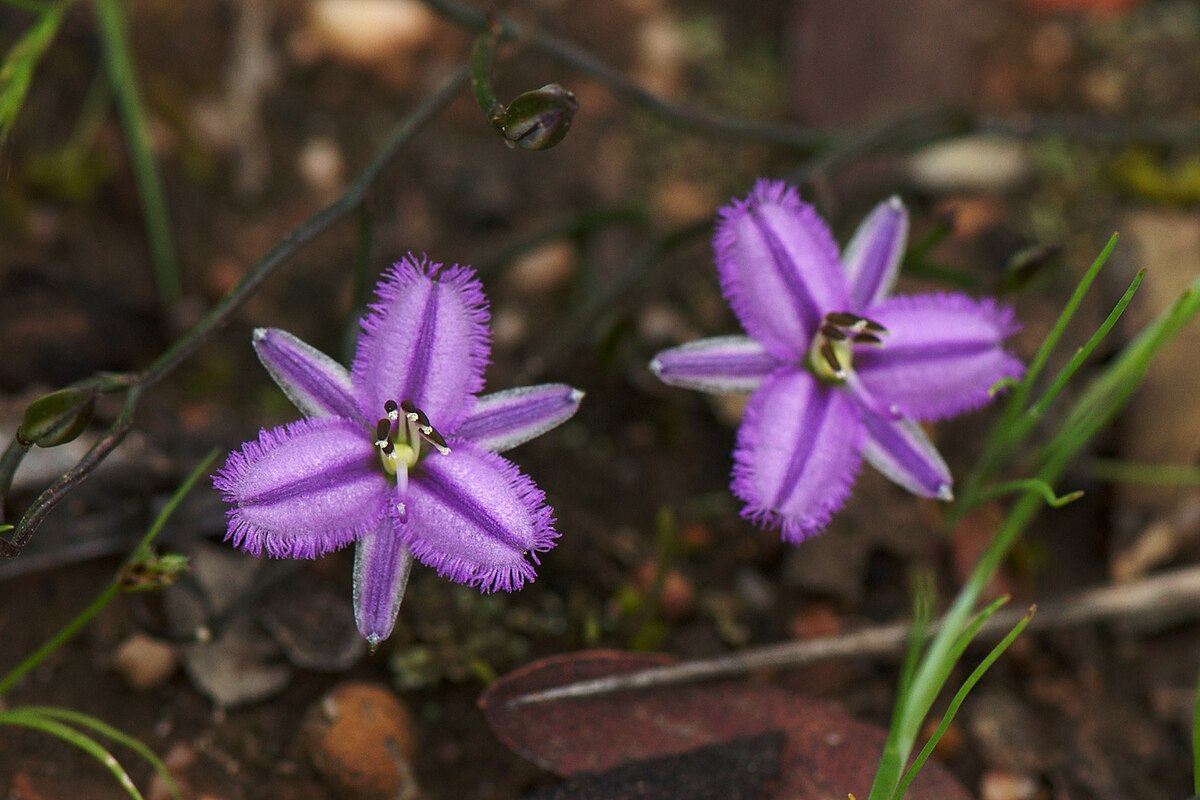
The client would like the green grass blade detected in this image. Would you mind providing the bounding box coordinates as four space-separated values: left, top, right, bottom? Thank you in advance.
977 478 1084 508
893 606 1034 800
20 706 179 799
1088 459 1200 487
93 0 181 311
0 709 145 799
0 0 74 139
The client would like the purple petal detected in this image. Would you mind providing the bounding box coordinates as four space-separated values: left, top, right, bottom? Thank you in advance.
856 401 953 500
253 328 361 422
351 255 491 431
352 510 414 646
212 417 387 558
456 384 584 453
649 336 782 394
403 439 556 592
856 293 1024 421
844 197 908 312
714 179 849 359
731 369 863 542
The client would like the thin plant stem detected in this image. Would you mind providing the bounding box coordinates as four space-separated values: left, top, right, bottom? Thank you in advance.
94 0 181 311
892 607 1034 800
1194 664 1200 797
0 67 469 555
1089 459 1200 488
0 447 215 695
20 706 180 799
0 710 144 799
420 0 834 152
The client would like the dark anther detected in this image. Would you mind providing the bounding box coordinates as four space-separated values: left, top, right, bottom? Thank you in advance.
819 341 842 374
821 323 848 341
862 319 887 333
852 332 883 346
401 400 431 429
826 312 862 327
384 400 399 415
381 440 395 455
374 418 392 444
423 426 449 452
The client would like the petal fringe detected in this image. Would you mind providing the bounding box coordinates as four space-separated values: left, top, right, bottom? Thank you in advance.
714 179 848 360
731 369 863 542
212 417 387 558
351 254 491 431
402 440 557 593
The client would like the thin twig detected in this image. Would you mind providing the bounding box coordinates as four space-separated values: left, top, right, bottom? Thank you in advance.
420 0 834 152
0 67 470 556
509 563 1200 707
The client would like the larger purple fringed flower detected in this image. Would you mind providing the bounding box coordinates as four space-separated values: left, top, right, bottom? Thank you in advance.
214 256 582 645
650 180 1024 541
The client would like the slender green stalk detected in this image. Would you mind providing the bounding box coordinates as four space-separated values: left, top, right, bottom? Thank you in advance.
976 478 1084 508
21 707 180 799
0 710 144 799
93 0 181 311
893 607 1034 800
954 234 1119 520
470 28 504 129
0 0 75 138
1088 459 1200 487
0 448 215 694
1194 665 1200 797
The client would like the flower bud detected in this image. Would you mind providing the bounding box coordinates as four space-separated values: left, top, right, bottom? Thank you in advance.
499 84 578 151
119 552 188 592
17 385 98 448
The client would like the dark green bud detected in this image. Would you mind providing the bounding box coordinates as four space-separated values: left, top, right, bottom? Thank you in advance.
499 84 578 151
119 552 188 592
17 386 98 448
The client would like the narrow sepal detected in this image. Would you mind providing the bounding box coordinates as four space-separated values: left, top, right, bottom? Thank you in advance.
457 383 583 452
402 439 557 592
843 197 908 312
351 255 491 431
212 417 386 558
253 328 361 421
856 402 953 500
352 513 414 646
649 336 781 394
731 369 863 542
714 179 848 359
855 293 1024 420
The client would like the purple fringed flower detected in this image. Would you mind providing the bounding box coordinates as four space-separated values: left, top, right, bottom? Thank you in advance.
650 180 1024 541
213 255 583 645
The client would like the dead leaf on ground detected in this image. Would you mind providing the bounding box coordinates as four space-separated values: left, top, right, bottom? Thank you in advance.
480 651 971 800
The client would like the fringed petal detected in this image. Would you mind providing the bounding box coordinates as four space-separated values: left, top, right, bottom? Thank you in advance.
352 510 414 646
457 383 584 453
731 369 863 542
843 197 908 312
649 336 782 394
253 328 361 421
402 439 557 592
714 179 849 359
351 254 491 431
855 293 1025 421
212 417 386 558
855 400 953 500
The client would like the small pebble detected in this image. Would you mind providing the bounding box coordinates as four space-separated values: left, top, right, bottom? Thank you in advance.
304 682 420 800
979 769 1039 800
112 632 179 691
506 241 575 295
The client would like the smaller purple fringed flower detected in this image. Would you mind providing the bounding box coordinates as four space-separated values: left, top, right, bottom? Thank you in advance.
650 180 1025 541
213 255 583 646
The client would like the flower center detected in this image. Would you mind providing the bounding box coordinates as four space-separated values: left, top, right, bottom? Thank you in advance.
373 400 451 521
807 311 887 383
